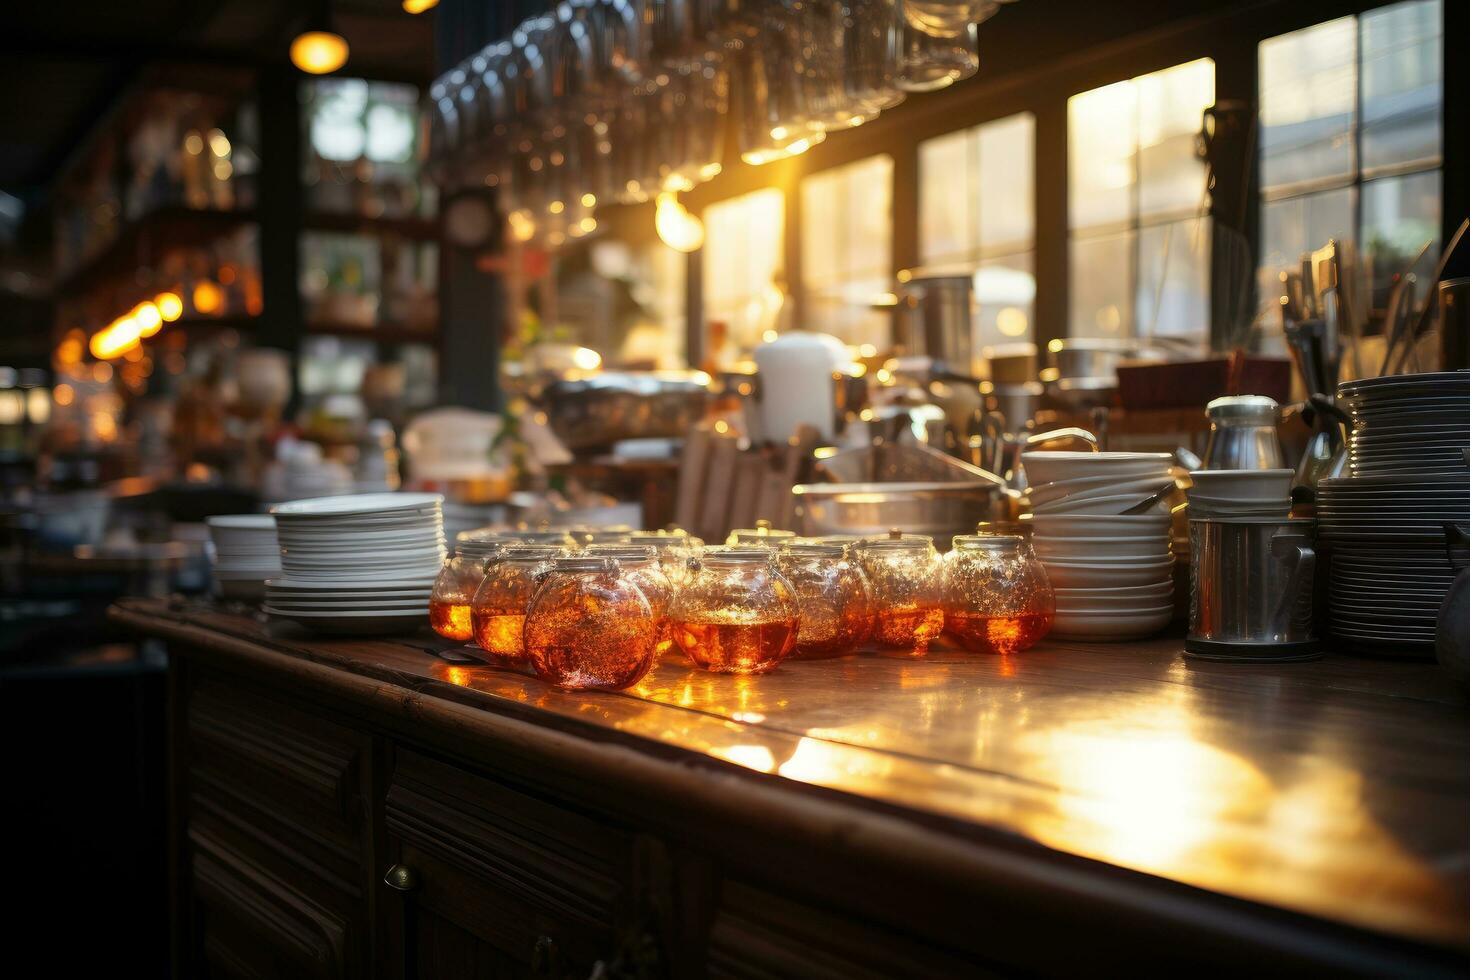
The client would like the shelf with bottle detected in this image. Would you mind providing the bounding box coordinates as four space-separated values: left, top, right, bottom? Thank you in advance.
54 85 261 290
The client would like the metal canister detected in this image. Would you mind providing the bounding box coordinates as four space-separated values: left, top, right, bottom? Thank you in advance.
1201 395 1286 470
1186 517 1318 661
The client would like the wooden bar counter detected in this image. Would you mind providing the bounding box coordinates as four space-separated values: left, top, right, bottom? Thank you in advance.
110 597 1470 977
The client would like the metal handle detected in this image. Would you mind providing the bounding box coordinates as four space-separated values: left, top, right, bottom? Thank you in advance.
1270 534 1316 632
1446 523 1470 573
383 864 419 892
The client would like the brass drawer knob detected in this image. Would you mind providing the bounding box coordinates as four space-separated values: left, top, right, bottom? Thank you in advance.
383 864 419 892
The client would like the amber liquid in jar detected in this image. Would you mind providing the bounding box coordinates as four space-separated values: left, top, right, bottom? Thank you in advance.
525 557 659 690
873 605 945 649
429 600 474 642
673 619 798 674
945 610 1054 654
471 609 529 662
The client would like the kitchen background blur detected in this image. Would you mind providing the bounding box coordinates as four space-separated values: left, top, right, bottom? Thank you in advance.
0 0 1462 970
0 0 1459 627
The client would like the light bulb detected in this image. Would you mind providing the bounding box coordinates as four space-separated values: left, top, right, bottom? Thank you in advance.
291 31 349 74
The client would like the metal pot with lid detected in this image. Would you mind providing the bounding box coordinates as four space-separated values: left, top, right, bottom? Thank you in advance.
1201 395 1286 471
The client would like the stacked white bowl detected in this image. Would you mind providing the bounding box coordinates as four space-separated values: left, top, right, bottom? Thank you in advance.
264 492 446 634
207 515 280 600
1022 452 1178 640
1185 469 1293 518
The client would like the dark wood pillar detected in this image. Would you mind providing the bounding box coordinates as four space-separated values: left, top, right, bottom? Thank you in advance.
255 66 304 387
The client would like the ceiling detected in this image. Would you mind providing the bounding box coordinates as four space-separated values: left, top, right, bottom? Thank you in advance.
0 0 436 196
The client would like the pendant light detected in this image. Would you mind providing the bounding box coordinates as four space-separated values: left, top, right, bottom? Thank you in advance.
291 2 349 75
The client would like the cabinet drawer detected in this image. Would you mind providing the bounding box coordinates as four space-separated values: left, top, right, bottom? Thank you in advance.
386 749 633 974
709 880 995 980
185 673 369 898
190 821 354 979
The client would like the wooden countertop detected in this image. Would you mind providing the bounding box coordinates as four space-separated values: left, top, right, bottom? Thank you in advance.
112 597 1470 962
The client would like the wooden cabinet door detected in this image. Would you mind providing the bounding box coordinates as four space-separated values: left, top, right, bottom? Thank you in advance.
380 749 638 980
181 670 374 979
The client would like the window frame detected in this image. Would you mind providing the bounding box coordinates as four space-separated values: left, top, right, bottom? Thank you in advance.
672 0 1448 363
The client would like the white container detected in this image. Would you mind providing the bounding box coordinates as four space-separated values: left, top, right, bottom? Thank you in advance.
751 331 850 442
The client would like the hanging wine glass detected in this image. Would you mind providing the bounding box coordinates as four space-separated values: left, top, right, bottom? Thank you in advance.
897 18 977 91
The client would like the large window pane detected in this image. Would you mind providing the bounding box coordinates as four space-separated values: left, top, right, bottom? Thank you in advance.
1069 81 1137 231
704 188 785 357
801 155 893 347
975 253 1035 349
1137 59 1215 221
1261 186 1354 275
1068 60 1213 344
1070 232 1135 338
976 114 1035 253
1259 17 1356 192
918 129 973 266
1137 218 1211 340
1361 0 1442 172
1361 170 1441 299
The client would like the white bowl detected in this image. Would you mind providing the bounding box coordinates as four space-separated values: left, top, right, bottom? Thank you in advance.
1052 584 1173 610
1028 513 1173 538
1031 492 1168 516
1021 451 1174 487
1034 537 1171 563
271 492 444 517
1041 558 1175 589
1187 469 1293 502
1028 474 1175 508
1050 607 1174 641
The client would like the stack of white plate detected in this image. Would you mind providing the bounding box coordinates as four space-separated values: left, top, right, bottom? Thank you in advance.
1318 473 1470 655
207 514 280 600
1341 371 1470 476
264 492 446 634
1026 511 1176 641
1185 469 1293 518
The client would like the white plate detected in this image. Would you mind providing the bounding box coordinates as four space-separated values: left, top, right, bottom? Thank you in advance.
1021 452 1175 487
1050 608 1174 641
1028 513 1173 537
1054 580 1174 598
267 599 430 610
271 492 443 516
1027 474 1174 508
1036 540 1172 559
1040 559 1174 589
1031 492 1167 516
208 514 275 528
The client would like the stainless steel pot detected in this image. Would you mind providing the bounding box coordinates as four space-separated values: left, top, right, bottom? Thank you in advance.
792 481 1013 542
1186 517 1319 661
900 271 977 375
795 441 1016 541
542 371 711 450
1047 338 1164 379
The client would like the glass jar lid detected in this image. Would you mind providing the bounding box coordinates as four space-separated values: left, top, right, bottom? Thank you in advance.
952 534 1024 553
503 545 565 562
781 542 847 558
727 519 797 546
585 544 659 564
858 528 935 552
697 546 774 566
547 555 619 573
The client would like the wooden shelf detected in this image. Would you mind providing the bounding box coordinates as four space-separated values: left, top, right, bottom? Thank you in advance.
302 211 439 241
304 319 439 345
55 206 258 296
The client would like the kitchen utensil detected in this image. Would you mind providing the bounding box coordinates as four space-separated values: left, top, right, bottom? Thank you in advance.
898 270 978 376
1200 395 1285 470
1439 277 1470 371
1388 218 1469 374
1186 517 1318 662
540 370 711 451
